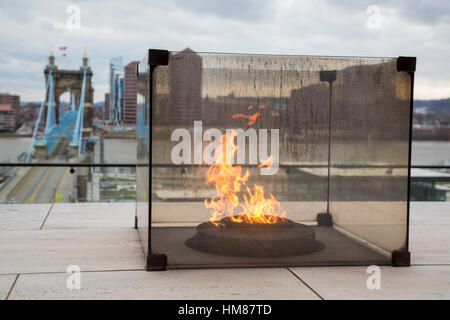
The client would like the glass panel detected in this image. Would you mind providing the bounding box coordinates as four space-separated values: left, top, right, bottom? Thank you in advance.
328 60 410 253
0 166 135 204
148 50 408 267
136 56 150 254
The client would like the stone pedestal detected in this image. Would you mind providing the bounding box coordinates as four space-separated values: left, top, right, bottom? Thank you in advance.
34 143 47 160
76 166 90 202
90 172 101 202
83 103 94 128
68 143 78 159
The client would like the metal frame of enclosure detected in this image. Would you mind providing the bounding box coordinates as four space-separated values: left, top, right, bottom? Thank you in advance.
136 49 416 271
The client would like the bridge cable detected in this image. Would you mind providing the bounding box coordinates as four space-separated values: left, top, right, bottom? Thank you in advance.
25 70 52 163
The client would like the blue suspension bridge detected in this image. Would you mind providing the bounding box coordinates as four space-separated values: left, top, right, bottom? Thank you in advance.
2 53 103 204
25 55 92 162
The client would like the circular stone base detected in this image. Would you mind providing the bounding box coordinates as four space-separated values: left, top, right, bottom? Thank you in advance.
185 216 324 258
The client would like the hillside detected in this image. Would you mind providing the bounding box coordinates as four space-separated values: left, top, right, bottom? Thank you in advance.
414 98 450 113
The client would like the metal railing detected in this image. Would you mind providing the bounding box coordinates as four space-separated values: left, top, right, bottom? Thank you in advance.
0 161 449 203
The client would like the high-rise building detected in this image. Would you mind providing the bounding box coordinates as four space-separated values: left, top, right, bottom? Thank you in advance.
0 104 16 132
169 48 202 125
123 61 139 125
0 93 20 129
104 93 110 121
109 57 124 123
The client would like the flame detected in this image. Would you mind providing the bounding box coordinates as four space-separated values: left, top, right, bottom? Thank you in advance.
232 112 261 126
258 155 274 168
247 104 265 110
204 121 285 227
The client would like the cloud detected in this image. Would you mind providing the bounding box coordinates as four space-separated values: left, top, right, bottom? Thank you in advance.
172 0 274 22
0 0 449 102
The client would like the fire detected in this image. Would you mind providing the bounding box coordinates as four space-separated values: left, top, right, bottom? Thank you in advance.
231 112 261 126
258 155 274 168
204 108 286 227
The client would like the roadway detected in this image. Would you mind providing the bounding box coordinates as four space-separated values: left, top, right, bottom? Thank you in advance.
6 139 69 204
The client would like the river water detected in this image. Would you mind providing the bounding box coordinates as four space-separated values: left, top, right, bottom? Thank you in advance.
411 141 450 166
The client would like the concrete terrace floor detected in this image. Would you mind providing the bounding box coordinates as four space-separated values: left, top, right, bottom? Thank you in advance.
0 202 449 300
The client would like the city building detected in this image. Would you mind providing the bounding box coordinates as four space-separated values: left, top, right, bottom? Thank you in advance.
104 93 110 121
0 93 20 129
0 104 16 132
123 61 139 125
169 48 202 125
109 57 124 123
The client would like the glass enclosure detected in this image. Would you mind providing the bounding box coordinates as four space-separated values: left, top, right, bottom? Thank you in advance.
137 50 414 269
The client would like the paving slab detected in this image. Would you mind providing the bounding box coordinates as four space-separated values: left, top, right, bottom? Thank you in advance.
44 202 135 229
291 266 450 299
0 228 144 274
1 202 449 300
410 224 450 265
0 275 16 300
0 204 51 230
410 202 450 265
410 202 450 225
8 268 319 300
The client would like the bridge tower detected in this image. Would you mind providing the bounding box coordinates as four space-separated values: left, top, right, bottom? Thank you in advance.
44 52 94 127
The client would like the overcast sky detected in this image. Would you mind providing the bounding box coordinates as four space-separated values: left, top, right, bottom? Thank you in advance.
0 0 449 102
